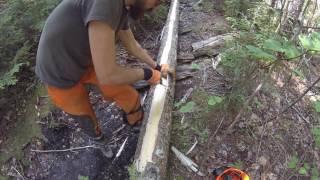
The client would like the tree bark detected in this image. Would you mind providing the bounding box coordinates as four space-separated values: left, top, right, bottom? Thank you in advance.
271 0 277 8
133 0 179 179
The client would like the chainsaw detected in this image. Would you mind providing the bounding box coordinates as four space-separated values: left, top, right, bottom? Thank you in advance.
211 166 250 180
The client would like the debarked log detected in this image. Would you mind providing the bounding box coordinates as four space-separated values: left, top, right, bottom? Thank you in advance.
133 0 179 179
192 33 235 57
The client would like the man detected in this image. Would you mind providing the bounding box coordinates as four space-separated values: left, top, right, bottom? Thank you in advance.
36 0 169 140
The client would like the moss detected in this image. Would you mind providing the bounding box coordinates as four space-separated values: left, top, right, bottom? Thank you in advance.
127 163 139 180
0 83 52 165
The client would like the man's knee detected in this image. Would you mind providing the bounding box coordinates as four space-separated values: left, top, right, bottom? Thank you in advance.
100 85 139 112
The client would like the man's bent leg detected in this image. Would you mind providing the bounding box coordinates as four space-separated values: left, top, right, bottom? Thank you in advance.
98 85 143 125
47 84 102 138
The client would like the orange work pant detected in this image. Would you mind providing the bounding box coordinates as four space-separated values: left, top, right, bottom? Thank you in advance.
47 66 141 136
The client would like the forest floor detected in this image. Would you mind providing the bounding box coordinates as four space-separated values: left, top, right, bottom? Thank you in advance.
168 0 320 180
1 0 320 179
0 9 165 180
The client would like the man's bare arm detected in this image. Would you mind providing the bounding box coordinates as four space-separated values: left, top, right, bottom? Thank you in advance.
88 21 145 85
118 29 157 68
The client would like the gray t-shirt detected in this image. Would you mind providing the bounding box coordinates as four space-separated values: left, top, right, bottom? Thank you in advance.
36 0 129 88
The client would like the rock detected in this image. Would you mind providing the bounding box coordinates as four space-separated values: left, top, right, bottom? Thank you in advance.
238 122 245 128
266 172 278 180
100 146 113 158
257 126 264 135
221 150 228 157
258 156 268 167
247 151 253 160
179 26 192 35
250 113 261 123
267 121 273 128
236 141 246 152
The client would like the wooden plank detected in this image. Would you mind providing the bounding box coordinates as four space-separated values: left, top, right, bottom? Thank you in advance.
133 0 179 179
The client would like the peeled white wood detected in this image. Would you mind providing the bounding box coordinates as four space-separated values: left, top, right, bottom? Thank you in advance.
134 0 179 179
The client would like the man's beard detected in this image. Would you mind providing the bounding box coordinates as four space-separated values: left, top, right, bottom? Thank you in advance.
129 0 145 20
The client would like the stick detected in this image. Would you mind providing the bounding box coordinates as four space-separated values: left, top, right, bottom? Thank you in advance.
227 83 263 132
12 167 26 180
112 124 126 135
113 137 128 163
31 145 97 153
272 75 320 120
186 137 198 155
176 87 194 107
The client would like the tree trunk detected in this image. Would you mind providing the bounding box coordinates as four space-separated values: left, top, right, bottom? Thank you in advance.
133 0 179 179
271 0 277 8
276 0 290 33
291 0 305 22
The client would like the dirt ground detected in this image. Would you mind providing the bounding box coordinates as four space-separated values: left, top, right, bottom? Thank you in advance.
0 7 166 179
168 0 320 180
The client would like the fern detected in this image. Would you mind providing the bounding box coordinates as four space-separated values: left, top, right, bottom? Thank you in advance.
0 0 60 90
0 63 25 89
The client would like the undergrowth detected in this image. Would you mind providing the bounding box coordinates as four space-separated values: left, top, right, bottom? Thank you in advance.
0 0 60 93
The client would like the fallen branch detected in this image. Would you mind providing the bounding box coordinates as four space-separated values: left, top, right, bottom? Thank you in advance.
31 145 98 153
270 75 320 121
227 83 263 132
112 137 129 163
186 137 198 155
12 167 26 180
171 146 205 176
302 26 320 29
176 87 194 107
112 124 126 135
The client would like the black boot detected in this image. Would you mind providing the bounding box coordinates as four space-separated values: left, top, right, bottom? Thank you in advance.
73 115 104 140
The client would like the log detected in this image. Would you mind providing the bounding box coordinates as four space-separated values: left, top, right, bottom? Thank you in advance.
191 33 235 57
133 0 179 179
177 52 195 63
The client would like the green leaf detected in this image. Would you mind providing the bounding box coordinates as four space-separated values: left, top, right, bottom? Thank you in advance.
229 161 243 169
314 101 320 113
288 155 299 169
191 63 201 70
304 163 311 170
282 42 301 59
299 167 308 175
78 175 89 180
246 45 276 61
311 32 320 51
292 69 305 79
311 127 320 147
179 101 196 113
208 96 223 106
263 39 284 52
311 167 319 180
299 32 320 51
299 35 314 50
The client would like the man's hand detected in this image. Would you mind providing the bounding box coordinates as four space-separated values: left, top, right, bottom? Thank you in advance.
155 64 173 77
144 68 161 85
